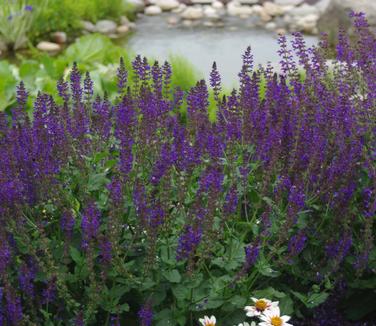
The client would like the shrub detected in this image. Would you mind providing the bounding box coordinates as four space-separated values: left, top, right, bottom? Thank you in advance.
0 12 375 326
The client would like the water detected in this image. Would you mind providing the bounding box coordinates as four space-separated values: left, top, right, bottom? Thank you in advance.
125 14 319 86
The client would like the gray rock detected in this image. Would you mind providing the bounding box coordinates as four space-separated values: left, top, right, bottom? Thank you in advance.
274 0 303 6
51 31 67 44
120 15 131 25
181 6 204 20
227 1 254 16
81 20 96 32
318 0 376 44
116 25 130 34
145 5 163 15
156 0 180 11
37 41 61 52
289 3 318 17
95 20 117 34
263 1 284 16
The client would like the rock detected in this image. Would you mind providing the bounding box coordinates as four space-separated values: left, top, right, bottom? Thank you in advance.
280 5 294 14
276 27 287 34
289 4 318 17
156 0 179 11
172 3 186 13
263 1 284 16
191 0 212 3
265 21 277 30
239 0 258 4
95 20 117 34
167 16 179 25
314 0 331 13
296 13 319 34
204 6 220 19
227 1 254 16
116 25 130 34
259 10 272 22
145 5 162 15
120 15 131 25
274 0 303 6
212 1 224 10
181 6 204 20
51 31 67 44
37 41 61 53
124 0 145 11
81 20 96 32
318 0 376 37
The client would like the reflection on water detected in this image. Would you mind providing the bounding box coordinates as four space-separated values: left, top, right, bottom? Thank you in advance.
125 14 318 86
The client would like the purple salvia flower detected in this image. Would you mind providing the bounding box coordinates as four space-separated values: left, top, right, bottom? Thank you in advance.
98 235 112 265
83 72 93 102
138 303 153 326
210 61 221 101
0 240 11 274
176 225 202 261
152 60 163 96
5 289 23 325
61 210 75 240
42 278 57 305
107 178 123 207
288 231 307 259
162 61 172 96
81 202 101 246
57 78 70 103
70 63 83 104
18 263 36 298
75 311 85 326
117 57 128 93
223 186 238 216
24 5 33 11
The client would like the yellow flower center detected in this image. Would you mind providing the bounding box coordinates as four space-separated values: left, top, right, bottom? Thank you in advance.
271 316 283 326
255 299 268 311
205 323 215 326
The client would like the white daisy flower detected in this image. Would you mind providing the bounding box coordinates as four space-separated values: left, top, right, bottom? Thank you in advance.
199 315 216 326
258 307 293 326
244 298 279 317
234 322 255 326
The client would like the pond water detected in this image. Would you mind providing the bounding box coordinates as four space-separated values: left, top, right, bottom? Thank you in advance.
125 14 319 86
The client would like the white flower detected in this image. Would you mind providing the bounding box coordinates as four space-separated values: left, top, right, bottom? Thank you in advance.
244 298 279 317
234 322 256 326
258 307 293 326
199 315 216 326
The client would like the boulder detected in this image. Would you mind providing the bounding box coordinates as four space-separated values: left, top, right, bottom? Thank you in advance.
156 0 180 11
181 6 204 20
37 41 61 53
318 0 376 39
274 0 303 6
81 20 96 32
263 1 284 16
227 1 254 16
51 31 67 44
116 25 130 34
145 5 163 15
204 6 220 19
212 1 224 10
95 20 117 34
296 13 319 34
172 3 186 13
289 3 318 17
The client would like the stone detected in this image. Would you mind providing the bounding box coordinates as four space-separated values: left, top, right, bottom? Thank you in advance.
227 1 253 16
51 31 67 44
239 0 258 4
275 27 287 34
145 5 163 15
81 20 96 32
289 4 318 17
191 0 212 3
172 3 186 13
265 21 277 30
318 0 376 37
167 16 179 25
204 6 220 19
296 13 319 34
181 6 204 20
37 41 61 52
259 10 272 22
274 0 303 6
95 20 117 34
212 1 224 10
116 25 130 34
156 0 179 11
120 15 131 25
263 1 284 16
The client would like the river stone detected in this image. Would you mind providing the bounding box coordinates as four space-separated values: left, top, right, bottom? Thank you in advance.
167 16 179 25
204 6 220 19
318 0 376 32
181 7 204 20
296 13 319 34
145 5 163 15
96 20 117 34
274 0 303 6
81 20 96 32
212 1 224 10
263 1 284 16
37 41 61 52
172 3 187 13
117 25 130 34
289 3 318 17
227 1 254 16
51 31 67 44
156 0 179 11
120 15 131 25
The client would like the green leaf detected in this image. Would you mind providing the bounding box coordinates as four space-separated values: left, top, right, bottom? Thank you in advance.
163 269 182 283
70 246 83 264
87 172 110 192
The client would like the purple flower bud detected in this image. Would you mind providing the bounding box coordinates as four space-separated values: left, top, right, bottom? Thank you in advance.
138 303 153 326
